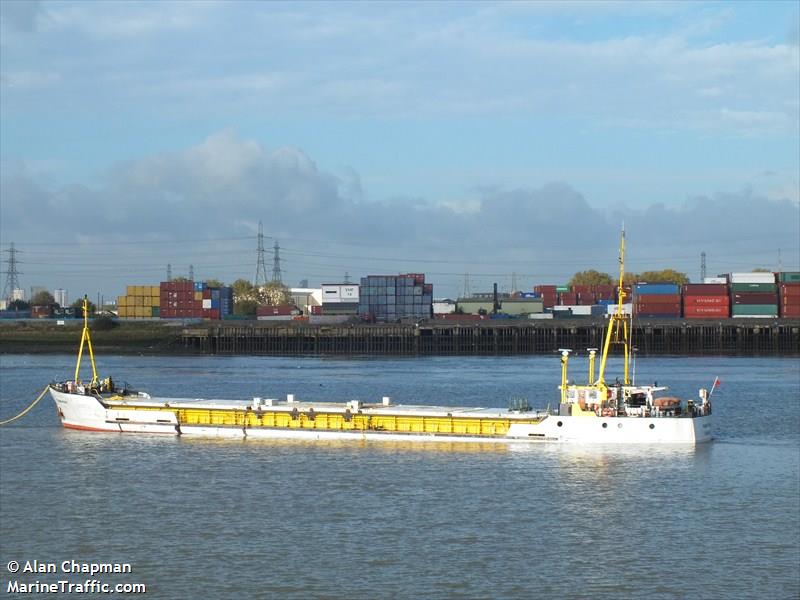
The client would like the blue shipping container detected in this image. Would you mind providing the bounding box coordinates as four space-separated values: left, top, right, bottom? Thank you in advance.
634 283 680 295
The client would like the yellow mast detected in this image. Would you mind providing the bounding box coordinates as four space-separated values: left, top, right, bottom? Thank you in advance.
73 296 99 386
596 228 631 388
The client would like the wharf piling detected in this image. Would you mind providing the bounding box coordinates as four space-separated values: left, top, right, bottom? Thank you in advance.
181 320 800 356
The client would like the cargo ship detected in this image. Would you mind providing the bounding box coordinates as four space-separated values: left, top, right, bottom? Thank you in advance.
49 232 713 444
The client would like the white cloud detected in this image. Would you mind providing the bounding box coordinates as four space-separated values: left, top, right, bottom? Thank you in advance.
2 132 797 294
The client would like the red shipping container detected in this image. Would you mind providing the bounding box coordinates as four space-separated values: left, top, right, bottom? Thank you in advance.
592 284 615 295
732 292 778 305
635 294 682 305
257 304 296 316
683 284 728 295
780 283 800 297
684 307 730 318
780 306 800 317
576 292 596 305
572 285 592 294
310 306 323 315
684 296 730 306
558 292 577 305
534 285 557 293
634 302 681 313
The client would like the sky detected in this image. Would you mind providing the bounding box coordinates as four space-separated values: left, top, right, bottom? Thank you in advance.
1 0 798 301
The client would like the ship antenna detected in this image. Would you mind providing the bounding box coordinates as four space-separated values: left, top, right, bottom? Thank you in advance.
74 296 99 386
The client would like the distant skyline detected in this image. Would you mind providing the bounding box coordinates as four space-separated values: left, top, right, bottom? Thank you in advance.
1 1 798 299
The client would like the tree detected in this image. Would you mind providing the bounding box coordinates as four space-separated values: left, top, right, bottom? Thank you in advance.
234 299 259 316
262 281 291 306
635 269 689 285
568 270 614 287
31 290 56 306
70 298 96 316
7 299 29 310
232 278 258 302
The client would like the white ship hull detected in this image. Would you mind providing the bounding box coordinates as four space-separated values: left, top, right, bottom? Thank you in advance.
49 388 712 444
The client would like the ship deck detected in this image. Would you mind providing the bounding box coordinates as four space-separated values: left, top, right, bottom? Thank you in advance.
107 395 548 420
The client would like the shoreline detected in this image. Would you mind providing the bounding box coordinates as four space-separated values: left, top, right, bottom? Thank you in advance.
2 318 798 356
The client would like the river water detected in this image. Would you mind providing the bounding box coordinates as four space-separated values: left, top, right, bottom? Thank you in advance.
1 354 798 599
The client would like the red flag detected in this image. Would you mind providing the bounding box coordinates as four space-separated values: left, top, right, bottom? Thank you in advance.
713 377 721 388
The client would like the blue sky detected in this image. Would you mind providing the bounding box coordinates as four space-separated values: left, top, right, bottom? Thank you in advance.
1 1 798 299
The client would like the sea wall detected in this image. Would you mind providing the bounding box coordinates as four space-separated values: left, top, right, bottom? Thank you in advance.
182 319 800 356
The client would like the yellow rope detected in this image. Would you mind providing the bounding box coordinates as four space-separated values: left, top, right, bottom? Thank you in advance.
0 386 50 426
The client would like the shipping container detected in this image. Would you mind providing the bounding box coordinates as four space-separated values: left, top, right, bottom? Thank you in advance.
703 277 728 284
729 272 776 284
780 283 800 297
732 292 779 305
684 306 730 318
780 305 800 317
779 272 800 283
683 284 728 295
730 283 777 293
731 304 779 316
558 292 577 305
633 283 680 295
684 295 730 306
635 294 681 305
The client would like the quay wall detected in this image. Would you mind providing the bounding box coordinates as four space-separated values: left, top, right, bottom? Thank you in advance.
181 319 800 356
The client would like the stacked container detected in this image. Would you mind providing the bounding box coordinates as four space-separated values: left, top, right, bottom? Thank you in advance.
633 283 681 318
682 283 730 319
358 274 432 322
592 284 616 302
118 285 160 319
160 281 201 319
778 272 800 318
729 273 778 318
533 285 557 309
200 286 234 320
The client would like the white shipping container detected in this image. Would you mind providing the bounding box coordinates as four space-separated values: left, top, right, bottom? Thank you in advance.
729 272 776 284
606 303 633 315
529 313 554 320
202 299 212 309
703 277 728 284
556 305 593 315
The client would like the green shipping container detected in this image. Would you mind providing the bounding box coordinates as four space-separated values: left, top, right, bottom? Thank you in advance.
731 304 778 316
730 283 777 293
151 307 160 317
556 286 570 292
779 272 800 283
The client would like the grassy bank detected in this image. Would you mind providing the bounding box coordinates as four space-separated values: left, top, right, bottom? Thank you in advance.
0 320 184 354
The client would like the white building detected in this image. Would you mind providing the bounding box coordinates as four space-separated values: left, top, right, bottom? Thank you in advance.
54 289 68 307
321 284 359 304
